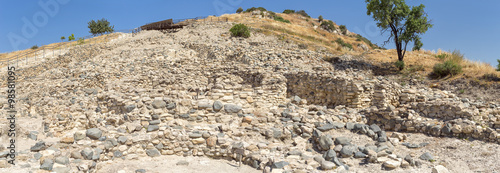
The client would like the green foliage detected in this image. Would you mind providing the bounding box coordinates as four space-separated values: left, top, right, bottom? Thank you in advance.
496 59 500 71
68 34 75 41
31 45 38 49
295 10 310 18
230 23 251 38
355 34 377 49
366 0 432 62
77 37 85 45
236 7 243 13
60 36 65 42
395 60 405 70
335 38 353 50
432 60 462 78
435 53 448 60
320 20 335 32
318 15 323 23
274 16 290 23
483 73 500 81
87 18 114 36
339 25 347 35
283 9 295 14
245 7 267 12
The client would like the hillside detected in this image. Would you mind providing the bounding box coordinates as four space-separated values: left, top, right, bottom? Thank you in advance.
0 9 499 173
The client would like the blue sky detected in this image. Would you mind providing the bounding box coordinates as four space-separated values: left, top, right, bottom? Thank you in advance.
1 0 499 66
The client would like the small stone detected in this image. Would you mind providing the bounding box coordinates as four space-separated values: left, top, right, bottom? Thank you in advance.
432 165 451 173
86 128 103 140
117 136 128 144
224 104 242 113
40 158 54 171
345 122 355 130
340 145 356 158
28 131 38 140
321 161 337 170
135 169 147 173
213 101 223 111
125 104 136 113
30 141 46 152
291 95 301 104
147 125 159 132
81 148 94 160
152 99 166 109
176 160 189 166
149 120 161 125
323 149 337 161
319 135 333 151
114 151 123 157
74 131 86 141
419 152 434 161
71 151 82 159
383 160 401 169
272 161 289 169
354 151 367 158
55 156 69 165
334 137 352 146
60 137 74 144
146 149 160 157
317 124 334 131
34 152 43 160
369 124 381 133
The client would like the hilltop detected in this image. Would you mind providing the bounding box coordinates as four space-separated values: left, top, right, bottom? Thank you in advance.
0 9 499 173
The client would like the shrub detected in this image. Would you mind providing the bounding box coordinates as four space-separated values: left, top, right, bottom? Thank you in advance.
273 16 290 23
497 59 500 71
68 34 75 41
31 45 38 49
435 53 448 60
230 24 251 38
339 25 347 35
245 7 266 12
283 9 295 14
88 18 114 36
295 10 310 18
236 7 243 13
318 15 323 23
77 37 85 45
60 36 65 42
483 73 500 81
432 60 462 78
395 60 405 70
320 20 335 32
335 38 353 50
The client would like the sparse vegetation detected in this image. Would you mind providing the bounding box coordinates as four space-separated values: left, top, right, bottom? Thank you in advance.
318 15 323 23
295 10 310 18
236 7 243 13
335 38 353 50
320 20 335 32
483 73 500 81
60 36 65 42
245 7 267 13
339 25 347 35
87 18 114 36
395 60 405 70
31 45 38 49
436 53 448 60
497 59 500 71
230 23 251 38
77 37 85 45
273 16 290 23
355 34 377 49
283 9 295 14
432 60 462 78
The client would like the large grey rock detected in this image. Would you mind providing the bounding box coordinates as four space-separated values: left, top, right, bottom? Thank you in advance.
345 122 355 130
334 137 352 146
146 149 160 157
213 101 223 111
340 145 356 158
30 141 46 152
317 124 335 131
152 99 166 109
319 135 333 150
323 149 337 161
81 148 94 160
369 124 381 133
378 131 387 142
86 128 102 140
224 104 241 113
147 125 159 132
40 158 54 171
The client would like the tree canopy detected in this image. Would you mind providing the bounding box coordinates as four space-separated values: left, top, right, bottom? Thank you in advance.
366 0 432 66
88 18 114 36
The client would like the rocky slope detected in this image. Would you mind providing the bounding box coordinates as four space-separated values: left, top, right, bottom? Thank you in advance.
0 21 499 173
